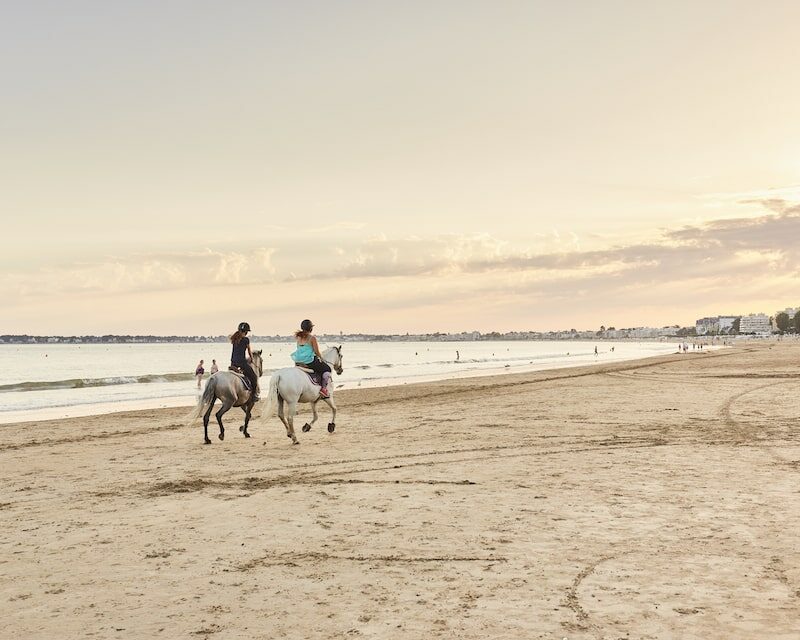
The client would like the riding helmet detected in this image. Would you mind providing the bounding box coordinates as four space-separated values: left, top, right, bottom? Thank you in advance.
300 319 313 332
238 321 251 333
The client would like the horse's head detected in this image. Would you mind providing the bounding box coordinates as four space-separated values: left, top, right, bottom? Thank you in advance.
324 345 343 375
252 349 263 376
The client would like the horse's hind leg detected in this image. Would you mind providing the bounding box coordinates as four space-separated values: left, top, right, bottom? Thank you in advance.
203 398 216 444
215 401 233 440
286 401 299 445
277 396 291 437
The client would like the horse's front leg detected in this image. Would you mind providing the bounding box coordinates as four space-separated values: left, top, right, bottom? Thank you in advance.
286 401 299 445
303 401 319 433
241 404 253 438
323 397 337 433
203 398 216 444
215 401 233 441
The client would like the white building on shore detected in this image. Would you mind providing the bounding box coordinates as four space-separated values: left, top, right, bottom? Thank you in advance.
718 316 739 334
695 317 719 335
695 315 739 335
738 313 771 335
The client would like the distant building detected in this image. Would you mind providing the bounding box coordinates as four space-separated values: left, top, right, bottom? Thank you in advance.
695 317 720 335
696 315 740 335
718 316 739 334
627 327 658 338
739 313 771 335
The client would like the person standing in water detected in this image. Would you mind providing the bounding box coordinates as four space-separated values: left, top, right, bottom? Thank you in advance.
291 319 331 398
230 322 259 401
195 360 205 388
209 359 219 375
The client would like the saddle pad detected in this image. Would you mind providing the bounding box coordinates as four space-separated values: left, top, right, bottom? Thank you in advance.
293 364 320 386
228 370 252 391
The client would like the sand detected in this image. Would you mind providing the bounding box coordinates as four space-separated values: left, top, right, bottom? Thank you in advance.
2 343 799 639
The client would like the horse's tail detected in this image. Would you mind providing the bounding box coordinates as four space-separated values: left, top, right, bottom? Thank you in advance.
261 373 279 419
186 376 216 424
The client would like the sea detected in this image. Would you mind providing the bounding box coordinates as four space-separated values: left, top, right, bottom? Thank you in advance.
0 340 686 423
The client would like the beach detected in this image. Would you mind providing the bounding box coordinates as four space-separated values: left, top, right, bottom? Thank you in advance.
2 343 799 639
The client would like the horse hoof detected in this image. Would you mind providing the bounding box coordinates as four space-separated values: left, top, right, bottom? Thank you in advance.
302 423 311 433
292 440 300 445
219 433 224 441
204 439 212 445
244 432 251 438
327 422 336 433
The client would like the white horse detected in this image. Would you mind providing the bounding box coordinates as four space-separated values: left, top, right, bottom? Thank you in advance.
261 346 343 444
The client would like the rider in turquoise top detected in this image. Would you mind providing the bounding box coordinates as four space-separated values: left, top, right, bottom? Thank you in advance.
291 319 331 398
291 341 315 364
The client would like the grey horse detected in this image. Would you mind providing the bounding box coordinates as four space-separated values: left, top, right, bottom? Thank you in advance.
188 350 263 444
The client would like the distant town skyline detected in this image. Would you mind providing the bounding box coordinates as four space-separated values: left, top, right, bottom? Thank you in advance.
3 3 800 334
4 300 799 344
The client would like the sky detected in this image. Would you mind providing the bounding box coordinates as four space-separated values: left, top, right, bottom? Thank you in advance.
3 1 800 335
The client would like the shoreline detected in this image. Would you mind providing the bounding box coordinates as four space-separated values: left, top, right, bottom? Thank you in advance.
0 345 724 429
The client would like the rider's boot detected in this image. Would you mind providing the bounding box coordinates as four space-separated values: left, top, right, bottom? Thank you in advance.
320 372 331 398
253 384 261 402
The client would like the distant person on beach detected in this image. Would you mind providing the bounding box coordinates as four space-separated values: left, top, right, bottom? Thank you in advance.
209 359 219 375
195 360 205 388
291 319 331 398
230 322 259 400
594 346 598 356
456 350 460 361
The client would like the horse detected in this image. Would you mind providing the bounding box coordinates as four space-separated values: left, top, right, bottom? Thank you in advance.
188 350 263 444
261 346 343 444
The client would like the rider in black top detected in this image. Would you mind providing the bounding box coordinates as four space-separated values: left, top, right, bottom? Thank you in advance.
230 321 259 400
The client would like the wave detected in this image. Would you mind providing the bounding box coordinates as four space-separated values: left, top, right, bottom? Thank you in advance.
0 350 602 394
0 372 196 393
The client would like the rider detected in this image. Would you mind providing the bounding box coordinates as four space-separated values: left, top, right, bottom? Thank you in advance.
291 319 331 398
230 321 259 401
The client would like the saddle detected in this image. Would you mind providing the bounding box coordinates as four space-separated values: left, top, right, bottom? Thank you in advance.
228 366 253 391
295 362 321 386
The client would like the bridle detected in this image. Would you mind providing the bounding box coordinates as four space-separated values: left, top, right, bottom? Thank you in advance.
324 346 343 375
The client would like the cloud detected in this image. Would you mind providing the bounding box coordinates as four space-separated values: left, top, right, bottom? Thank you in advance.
309 199 800 286
5 248 278 297
5 198 800 331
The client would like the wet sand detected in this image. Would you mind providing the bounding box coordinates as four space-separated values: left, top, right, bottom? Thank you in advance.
2 343 799 639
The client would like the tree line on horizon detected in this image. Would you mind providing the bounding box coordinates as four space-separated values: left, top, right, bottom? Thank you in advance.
774 310 800 334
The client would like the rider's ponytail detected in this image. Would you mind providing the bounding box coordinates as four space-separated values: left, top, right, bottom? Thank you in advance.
230 330 245 344
295 330 311 340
